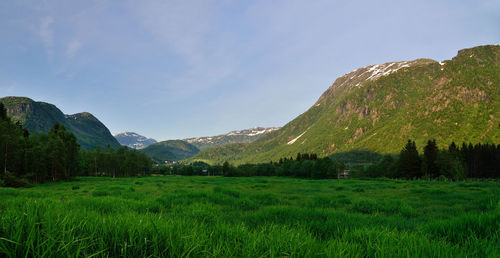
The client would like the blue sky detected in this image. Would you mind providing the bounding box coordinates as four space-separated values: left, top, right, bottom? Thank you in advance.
1 0 499 141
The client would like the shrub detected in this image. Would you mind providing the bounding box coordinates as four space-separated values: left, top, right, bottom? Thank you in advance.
2 171 31 188
72 186 80 190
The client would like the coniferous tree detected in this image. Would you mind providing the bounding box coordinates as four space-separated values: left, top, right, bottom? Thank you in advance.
0 103 7 121
398 140 421 178
423 139 439 177
222 161 233 177
448 142 458 154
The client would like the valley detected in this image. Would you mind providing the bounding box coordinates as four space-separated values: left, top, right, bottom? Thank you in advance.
2 2 499 257
1 45 499 258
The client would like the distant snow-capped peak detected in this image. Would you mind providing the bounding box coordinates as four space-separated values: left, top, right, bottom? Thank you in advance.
184 127 280 148
114 132 157 149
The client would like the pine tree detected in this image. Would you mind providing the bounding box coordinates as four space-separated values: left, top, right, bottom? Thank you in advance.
398 140 421 178
423 139 439 177
448 142 458 154
0 103 7 121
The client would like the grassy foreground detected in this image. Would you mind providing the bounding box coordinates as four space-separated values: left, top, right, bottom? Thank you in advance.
0 176 498 257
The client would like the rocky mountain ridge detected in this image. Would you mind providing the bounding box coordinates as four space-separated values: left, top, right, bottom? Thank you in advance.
184 127 280 150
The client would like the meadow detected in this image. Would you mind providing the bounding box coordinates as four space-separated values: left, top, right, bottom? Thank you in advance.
0 176 498 257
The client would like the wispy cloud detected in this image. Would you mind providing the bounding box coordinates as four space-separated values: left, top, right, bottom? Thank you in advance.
37 16 54 56
133 0 241 98
66 39 83 58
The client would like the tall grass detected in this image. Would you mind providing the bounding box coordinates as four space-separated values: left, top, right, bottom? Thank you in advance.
0 176 498 257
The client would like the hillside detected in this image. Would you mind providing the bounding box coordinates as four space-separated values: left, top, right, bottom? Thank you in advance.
114 132 157 149
188 143 250 164
191 45 500 164
0 97 120 150
184 127 280 150
141 140 199 161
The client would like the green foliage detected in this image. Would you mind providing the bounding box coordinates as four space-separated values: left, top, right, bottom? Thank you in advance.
329 150 383 164
363 155 397 178
362 139 500 180
0 176 498 257
0 108 151 185
2 171 31 188
436 151 465 180
0 116 80 184
214 156 344 179
81 146 152 177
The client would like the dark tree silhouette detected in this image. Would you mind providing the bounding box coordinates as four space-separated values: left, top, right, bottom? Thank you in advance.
398 140 421 178
423 139 439 177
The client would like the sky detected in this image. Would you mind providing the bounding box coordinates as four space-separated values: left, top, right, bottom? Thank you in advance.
1 0 499 141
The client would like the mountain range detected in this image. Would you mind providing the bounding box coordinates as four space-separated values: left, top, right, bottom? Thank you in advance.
114 132 157 149
3 45 498 163
135 127 280 161
191 45 500 164
0 97 120 150
184 127 280 150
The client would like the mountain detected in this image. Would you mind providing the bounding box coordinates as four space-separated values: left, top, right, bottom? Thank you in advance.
184 127 280 150
114 132 157 149
191 45 500 164
141 140 199 161
0 96 120 150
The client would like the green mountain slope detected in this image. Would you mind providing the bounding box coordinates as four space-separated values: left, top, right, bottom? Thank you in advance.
191 45 500 164
0 97 120 150
189 143 250 164
141 140 199 161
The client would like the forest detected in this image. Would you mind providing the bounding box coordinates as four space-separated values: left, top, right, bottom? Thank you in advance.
359 140 500 180
0 103 151 187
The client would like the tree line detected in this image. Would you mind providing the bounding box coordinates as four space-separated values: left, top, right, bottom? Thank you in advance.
222 153 344 178
155 141 499 181
0 103 151 187
153 153 345 179
361 139 500 180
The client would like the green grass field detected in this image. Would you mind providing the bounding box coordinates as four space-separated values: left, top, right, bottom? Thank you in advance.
0 176 498 257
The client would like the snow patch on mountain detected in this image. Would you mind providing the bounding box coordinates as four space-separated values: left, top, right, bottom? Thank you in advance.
184 127 280 149
287 128 309 145
336 60 422 89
